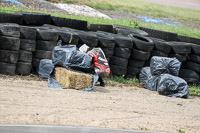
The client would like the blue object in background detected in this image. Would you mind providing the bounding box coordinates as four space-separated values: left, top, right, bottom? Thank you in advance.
138 15 182 26
2 0 24 6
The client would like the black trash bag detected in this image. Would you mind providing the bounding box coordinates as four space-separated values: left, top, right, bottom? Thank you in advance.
52 41 91 69
139 67 159 91
38 59 54 79
48 40 98 91
150 56 181 76
157 74 189 98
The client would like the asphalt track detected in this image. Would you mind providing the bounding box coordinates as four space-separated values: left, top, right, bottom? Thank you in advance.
143 0 200 10
0 124 167 133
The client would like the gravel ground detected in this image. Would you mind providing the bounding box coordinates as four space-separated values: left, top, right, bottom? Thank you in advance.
0 75 200 133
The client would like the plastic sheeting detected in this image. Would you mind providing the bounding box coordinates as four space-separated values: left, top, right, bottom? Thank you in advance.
157 74 189 98
139 67 159 91
38 41 98 91
139 56 189 98
150 56 181 76
38 59 54 79
51 42 97 91
52 42 91 69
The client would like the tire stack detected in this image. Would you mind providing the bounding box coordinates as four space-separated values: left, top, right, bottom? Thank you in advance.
51 16 88 30
88 24 114 33
33 27 59 71
58 28 79 45
76 31 98 49
150 37 171 58
93 32 115 62
168 42 191 63
0 24 20 75
109 35 133 76
139 26 178 41
127 35 154 78
181 43 200 85
17 26 37 75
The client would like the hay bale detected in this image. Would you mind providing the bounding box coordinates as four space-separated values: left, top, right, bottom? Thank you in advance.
55 67 93 90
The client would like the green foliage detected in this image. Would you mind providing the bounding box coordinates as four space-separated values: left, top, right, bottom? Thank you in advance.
189 85 200 96
177 129 185 133
105 75 141 87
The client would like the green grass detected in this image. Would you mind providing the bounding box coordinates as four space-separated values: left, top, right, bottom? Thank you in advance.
189 85 200 96
105 76 142 87
1 5 200 38
55 0 200 24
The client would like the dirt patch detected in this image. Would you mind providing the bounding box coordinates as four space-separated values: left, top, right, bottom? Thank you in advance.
0 75 200 133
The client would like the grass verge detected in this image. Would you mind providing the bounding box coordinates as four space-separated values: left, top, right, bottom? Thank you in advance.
48 0 200 25
1 5 200 38
105 76 142 87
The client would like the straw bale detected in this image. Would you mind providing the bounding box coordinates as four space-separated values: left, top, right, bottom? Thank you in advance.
55 67 93 90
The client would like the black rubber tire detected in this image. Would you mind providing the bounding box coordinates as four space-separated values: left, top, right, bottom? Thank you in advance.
36 40 57 51
33 50 52 59
131 49 150 61
0 36 20 51
128 59 145 68
0 23 20 38
0 50 18 64
190 43 200 55
181 78 199 85
36 28 59 41
177 34 200 45
113 47 131 59
179 69 200 80
114 36 133 48
151 50 168 57
16 62 32 76
132 35 154 52
88 24 114 33
109 56 128 67
20 26 37 40
18 50 33 63
150 37 171 54
51 16 88 30
113 24 148 36
94 32 115 48
169 54 187 62
78 31 98 48
182 61 200 73
110 65 127 76
0 62 16 75
101 48 114 58
20 39 36 52
126 66 140 77
0 13 23 24
189 54 200 64
116 28 148 37
168 42 191 54
58 31 79 44
20 12 51 26
139 26 178 41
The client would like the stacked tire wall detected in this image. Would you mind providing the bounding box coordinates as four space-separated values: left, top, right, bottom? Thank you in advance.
0 12 200 86
17 26 36 75
0 24 20 75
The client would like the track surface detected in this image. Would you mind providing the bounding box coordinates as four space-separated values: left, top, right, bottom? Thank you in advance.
143 0 200 10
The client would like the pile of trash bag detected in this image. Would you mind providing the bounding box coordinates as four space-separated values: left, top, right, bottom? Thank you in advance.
38 41 110 91
139 56 189 98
